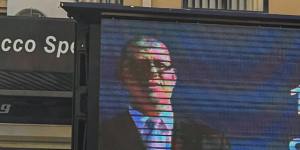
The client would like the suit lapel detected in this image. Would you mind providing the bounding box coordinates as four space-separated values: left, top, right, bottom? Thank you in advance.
115 112 146 150
172 119 183 150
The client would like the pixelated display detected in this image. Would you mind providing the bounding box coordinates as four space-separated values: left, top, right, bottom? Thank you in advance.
290 86 300 115
99 19 300 150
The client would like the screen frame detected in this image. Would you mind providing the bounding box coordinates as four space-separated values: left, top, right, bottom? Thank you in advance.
62 3 300 150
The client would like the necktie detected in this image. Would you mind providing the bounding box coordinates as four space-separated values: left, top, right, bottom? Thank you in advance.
144 118 172 150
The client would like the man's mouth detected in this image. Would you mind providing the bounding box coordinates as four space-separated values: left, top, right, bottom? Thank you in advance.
148 86 163 92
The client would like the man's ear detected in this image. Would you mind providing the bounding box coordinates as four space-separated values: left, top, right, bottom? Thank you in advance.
120 67 134 85
118 58 130 80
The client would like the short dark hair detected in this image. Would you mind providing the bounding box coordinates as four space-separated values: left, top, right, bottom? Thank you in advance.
118 36 170 82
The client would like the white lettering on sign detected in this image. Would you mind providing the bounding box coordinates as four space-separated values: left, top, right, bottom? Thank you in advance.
44 36 56 53
25 39 36 53
44 35 74 58
57 41 69 58
1 38 12 52
13 39 23 52
0 36 74 58
0 38 37 53
0 104 11 114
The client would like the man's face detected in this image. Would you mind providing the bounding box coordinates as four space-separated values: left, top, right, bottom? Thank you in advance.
122 38 177 116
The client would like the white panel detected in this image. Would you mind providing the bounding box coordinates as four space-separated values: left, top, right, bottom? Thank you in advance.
239 0 245 10
188 0 193 8
195 0 200 8
218 0 222 9
227 0 230 9
231 0 238 10
257 0 263 11
209 0 216 9
202 0 208 8
246 0 253 10
253 0 258 11
142 0 151 7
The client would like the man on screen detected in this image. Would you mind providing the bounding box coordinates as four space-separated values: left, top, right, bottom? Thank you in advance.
101 36 230 150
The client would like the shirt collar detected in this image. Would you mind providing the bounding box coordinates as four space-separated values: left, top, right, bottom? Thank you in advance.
128 106 174 130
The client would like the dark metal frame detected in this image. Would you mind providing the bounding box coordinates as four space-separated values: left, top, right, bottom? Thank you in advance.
62 2 300 150
71 20 100 150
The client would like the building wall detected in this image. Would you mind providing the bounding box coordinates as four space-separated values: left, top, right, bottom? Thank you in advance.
269 0 300 16
0 0 7 15
3 0 300 16
0 124 71 149
124 0 142 6
122 0 300 16
123 0 181 8
152 0 181 8
7 0 75 18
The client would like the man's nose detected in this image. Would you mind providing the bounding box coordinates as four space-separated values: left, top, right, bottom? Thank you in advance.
149 62 160 78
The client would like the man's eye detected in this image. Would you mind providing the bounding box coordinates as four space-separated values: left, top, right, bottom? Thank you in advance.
130 59 145 67
133 60 150 71
156 62 172 70
158 63 167 68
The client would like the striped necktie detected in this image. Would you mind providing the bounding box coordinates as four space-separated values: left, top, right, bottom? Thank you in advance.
143 118 172 150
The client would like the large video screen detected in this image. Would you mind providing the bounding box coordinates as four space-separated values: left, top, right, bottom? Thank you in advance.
99 18 300 150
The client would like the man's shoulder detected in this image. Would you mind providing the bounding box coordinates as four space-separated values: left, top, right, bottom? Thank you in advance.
101 112 132 128
101 113 231 150
174 117 231 150
175 117 221 135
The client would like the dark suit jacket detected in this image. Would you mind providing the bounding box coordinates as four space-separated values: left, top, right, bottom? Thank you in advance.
100 112 231 150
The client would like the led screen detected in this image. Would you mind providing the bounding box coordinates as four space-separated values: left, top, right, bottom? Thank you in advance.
99 18 300 150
